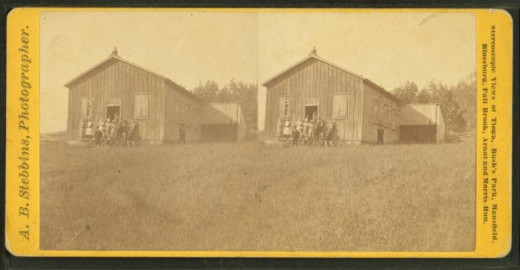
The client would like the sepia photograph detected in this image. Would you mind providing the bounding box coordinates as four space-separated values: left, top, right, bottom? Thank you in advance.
39 10 477 252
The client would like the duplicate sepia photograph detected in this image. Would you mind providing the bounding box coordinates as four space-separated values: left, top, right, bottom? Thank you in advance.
39 11 477 252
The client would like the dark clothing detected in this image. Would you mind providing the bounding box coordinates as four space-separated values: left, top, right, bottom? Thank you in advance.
326 123 336 140
315 124 323 142
318 124 328 146
292 128 300 146
94 130 102 145
129 125 141 145
325 123 337 147
377 127 385 144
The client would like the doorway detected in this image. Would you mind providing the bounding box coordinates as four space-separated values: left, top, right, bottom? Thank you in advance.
305 105 318 121
106 105 120 121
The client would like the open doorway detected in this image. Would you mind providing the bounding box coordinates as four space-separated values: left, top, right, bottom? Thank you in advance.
106 105 120 121
305 105 318 121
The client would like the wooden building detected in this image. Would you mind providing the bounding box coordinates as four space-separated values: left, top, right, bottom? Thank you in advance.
400 104 446 143
263 48 446 144
262 49 401 144
65 49 245 143
200 103 246 143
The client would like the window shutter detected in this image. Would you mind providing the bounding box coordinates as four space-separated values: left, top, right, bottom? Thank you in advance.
135 95 150 119
332 95 348 119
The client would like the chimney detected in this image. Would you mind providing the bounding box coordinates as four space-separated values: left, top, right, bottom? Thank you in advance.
309 46 317 56
111 47 118 56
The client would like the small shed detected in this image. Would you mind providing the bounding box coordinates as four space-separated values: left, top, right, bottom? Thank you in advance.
200 103 246 143
400 104 446 143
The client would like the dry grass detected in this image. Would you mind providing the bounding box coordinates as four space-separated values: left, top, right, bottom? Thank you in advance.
40 139 475 252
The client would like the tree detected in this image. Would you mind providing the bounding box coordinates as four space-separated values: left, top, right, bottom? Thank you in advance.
452 73 477 129
391 81 419 103
192 80 219 102
220 79 258 135
416 88 431 103
421 81 467 133
392 77 474 133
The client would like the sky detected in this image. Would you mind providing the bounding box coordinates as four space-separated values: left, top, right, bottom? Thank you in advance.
40 11 475 133
40 11 258 133
257 12 476 130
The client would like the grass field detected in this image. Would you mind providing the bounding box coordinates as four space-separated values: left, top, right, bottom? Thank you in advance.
40 138 475 252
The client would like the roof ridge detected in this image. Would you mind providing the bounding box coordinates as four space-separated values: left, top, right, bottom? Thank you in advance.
261 53 400 103
63 53 200 101
261 54 366 87
63 55 115 87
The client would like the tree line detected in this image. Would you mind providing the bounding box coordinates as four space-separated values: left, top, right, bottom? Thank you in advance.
391 73 476 133
191 73 476 137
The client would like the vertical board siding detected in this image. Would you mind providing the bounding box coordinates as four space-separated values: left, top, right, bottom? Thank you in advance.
163 83 201 143
436 106 446 142
67 59 195 142
361 83 400 143
265 58 365 141
265 58 401 143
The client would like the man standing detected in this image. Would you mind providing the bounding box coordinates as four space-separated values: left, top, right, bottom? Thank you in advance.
292 125 300 146
377 125 385 145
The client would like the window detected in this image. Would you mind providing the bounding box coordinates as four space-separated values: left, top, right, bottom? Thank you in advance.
394 111 398 129
332 95 348 119
393 110 398 129
194 109 200 128
134 94 150 119
81 98 94 120
392 110 400 130
390 109 394 129
374 100 386 124
279 97 291 119
384 104 389 125
379 104 384 123
373 100 379 123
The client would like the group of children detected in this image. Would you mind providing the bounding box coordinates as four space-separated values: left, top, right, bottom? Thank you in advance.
80 117 141 146
278 116 337 147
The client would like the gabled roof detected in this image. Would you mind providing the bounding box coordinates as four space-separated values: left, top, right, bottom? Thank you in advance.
201 102 244 125
262 54 366 87
261 54 400 103
64 53 200 101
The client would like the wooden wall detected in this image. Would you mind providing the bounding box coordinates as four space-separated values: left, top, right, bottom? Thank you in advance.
436 106 446 142
265 58 365 142
67 59 165 141
361 83 400 143
163 82 201 143
237 104 247 142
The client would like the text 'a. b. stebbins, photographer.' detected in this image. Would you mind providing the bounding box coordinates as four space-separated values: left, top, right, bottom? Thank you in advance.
17 25 32 241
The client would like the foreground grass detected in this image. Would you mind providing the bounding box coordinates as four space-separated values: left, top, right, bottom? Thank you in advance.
40 140 475 251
